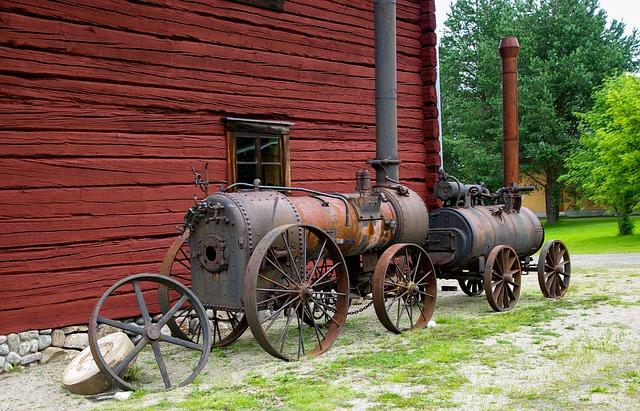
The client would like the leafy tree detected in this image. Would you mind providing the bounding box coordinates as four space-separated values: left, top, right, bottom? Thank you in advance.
561 74 640 235
440 0 640 224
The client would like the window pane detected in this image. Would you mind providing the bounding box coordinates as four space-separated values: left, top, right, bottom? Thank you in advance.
237 163 258 184
262 164 282 186
260 138 280 163
236 137 256 162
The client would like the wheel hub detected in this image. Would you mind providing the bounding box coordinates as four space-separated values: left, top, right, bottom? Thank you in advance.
504 273 513 283
407 282 420 296
145 324 162 340
300 286 315 301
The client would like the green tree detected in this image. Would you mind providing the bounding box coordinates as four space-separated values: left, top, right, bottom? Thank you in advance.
562 74 640 235
440 0 640 224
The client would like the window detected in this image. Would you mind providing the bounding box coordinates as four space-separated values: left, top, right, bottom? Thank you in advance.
229 0 285 11
225 118 292 187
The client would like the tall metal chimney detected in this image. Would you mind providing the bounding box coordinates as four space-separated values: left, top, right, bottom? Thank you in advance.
373 0 400 186
499 36 520 187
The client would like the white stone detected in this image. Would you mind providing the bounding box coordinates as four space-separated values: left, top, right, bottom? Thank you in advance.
0 335 6 344
51 330 65 347
38 335 52 350
63 333 89 350
160 325 171 336
7 333 20 352
427 320 437 328
96 324 120 340
18 341 31 356
0 355 5 369
0 343 8 356
4 362 13 373
135 317 145 325
20 352 42 366
39 329 52 335
29 339 38 353
206 309 214 319
61 325 88 334
6 352 21 365
19 332 30 341
114 391 133 401
27 330 39 339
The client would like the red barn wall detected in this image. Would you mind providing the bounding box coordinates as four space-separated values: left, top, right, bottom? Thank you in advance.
0 0 440 333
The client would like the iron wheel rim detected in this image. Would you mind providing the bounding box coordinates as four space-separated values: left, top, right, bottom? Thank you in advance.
483 245 521 312
372 243 437 334
88 273 211 390
243 224 349 361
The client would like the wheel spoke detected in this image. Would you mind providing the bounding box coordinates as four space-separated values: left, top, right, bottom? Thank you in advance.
310 238 327 284
310 260 342 287
282 231 302 283
278 300 300 353
151 341 172 389
258 273 290 289
160 333 205 351
133 281 152 324
411 252 421 282
265 252 297 286
114 336 148 375
157 295 189 328
261 296 301 328
97 316 144 335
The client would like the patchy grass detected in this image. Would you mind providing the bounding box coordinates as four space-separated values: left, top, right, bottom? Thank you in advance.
543 216 640 253
94 264 640 411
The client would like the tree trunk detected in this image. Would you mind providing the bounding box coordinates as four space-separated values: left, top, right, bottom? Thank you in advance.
616 206 634 235
544 177 561 225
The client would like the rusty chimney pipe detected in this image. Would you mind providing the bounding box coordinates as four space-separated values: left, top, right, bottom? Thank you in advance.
499 36 520 187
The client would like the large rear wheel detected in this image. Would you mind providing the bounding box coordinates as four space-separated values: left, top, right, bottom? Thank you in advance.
243 224 349 361
372 243 437 334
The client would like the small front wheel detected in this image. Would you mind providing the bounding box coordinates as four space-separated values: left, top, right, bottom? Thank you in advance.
483 245 521 312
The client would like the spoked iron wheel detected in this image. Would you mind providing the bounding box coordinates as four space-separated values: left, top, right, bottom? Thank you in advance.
243 224 349 361
158 229 248 348
89 274 210 390
538 240 571 298
300 256 339 327
483 245 521 312
458 278 484 296
372 243 437 334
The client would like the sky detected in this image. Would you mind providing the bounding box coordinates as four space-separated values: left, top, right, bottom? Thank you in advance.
434 0 640 36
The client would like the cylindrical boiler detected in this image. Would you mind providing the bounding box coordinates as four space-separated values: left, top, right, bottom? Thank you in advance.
427 205 543 272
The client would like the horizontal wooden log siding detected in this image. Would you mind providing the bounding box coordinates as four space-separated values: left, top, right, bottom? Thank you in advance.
0 0 440 333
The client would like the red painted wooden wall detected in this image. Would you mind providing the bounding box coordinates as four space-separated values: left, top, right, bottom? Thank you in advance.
0 0 440 333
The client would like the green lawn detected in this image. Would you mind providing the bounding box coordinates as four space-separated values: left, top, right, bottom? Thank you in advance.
543 216 640 254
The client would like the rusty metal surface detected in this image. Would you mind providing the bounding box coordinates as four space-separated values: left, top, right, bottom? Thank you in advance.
537 240 571 298
428 205 543 271
89 274 211 390
499 36 520 187
242 224 349 361
483 245 521 311
372 243 437 333
158 231 248 348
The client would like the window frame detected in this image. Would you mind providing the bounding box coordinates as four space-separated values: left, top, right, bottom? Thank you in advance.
225 117 293 187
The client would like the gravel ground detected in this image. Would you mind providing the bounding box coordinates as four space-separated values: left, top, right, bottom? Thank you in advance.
1 252 638 410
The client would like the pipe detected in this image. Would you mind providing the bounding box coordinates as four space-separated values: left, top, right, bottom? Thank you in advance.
499 36 520 187
373 0 399 186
